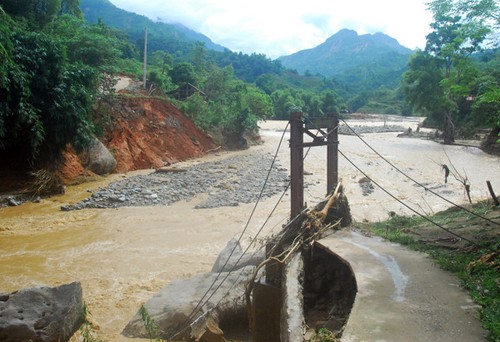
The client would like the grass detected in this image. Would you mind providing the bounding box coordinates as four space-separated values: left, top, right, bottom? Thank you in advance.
360 203 500 341
79 303 104 342
139 304 163 342
306 328 340 342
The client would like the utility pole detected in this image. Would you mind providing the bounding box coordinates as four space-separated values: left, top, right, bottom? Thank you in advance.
143 27 148 89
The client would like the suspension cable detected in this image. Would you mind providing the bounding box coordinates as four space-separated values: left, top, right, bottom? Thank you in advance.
341 118 499 227
339 149 495 252
167 121 290 340
196 121 328 322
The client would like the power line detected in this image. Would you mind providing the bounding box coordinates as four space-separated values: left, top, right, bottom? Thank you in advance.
338 149 495 252
341 119 500 227
167 122 290 340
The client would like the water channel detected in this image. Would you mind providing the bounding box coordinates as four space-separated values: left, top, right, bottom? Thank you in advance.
1 118 499 340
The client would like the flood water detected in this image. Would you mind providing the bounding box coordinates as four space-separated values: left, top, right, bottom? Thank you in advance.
1 117 499 341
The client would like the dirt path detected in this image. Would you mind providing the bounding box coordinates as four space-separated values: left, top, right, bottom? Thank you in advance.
320 230 487 341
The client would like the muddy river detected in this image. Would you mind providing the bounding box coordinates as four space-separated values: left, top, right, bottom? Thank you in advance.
1 117 499 341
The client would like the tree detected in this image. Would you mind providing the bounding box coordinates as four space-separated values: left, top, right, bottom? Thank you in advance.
148 70 174 94
456 0 500 47
321 90 341 114
190 41 209 73
403 50 447 124
0 29 97 165
202 65 233 101
471 76 500 127
255 73 276 95
151 50 172 75
0 0 61 28
169 62 196 86
178 63 273 146
423 0 495 143
0 6 122 167
46 15 122 70
243 86 274 124
59 0 81 17
402 0 498 141
271 89 305 119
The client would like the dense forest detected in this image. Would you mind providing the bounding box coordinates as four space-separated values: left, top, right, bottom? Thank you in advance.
404 0 500 143
0 0 499 171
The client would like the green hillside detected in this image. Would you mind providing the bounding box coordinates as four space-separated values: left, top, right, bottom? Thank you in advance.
279 29 412 77
80 0 225 56
278 29 412 94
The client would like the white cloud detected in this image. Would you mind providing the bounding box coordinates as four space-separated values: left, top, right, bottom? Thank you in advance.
109 0 433 58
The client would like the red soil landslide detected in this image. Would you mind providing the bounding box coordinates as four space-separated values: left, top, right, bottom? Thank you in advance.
105 96 215 173
60 96 215 181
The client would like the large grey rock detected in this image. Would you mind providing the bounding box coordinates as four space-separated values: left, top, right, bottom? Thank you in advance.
0 282 84 342
122 267 253 340
86 138 116 175
211 238 265 273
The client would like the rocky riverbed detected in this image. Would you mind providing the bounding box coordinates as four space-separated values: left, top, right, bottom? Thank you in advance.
61 153 290 211
58 123 418 212
2 117 498 341
0 123 426 209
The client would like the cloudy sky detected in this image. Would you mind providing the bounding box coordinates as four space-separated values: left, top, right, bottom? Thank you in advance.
109 0 433 59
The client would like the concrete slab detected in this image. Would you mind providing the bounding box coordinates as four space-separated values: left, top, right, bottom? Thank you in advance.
319 229 487 342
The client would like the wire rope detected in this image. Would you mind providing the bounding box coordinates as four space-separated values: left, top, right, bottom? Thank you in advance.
338 149 495 252
340 118 499 227
167 121 290 340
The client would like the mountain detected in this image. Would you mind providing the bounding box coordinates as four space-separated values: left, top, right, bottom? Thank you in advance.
278 29 413 92
279 29 412 76
80 0 225 54
78 1 411 96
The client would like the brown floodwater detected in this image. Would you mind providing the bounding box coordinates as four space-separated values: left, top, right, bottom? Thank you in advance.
0 150 288 341
1 118 499 341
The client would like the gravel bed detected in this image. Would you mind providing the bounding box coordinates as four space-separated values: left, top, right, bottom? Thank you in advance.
61 153 290 211
338 124 407 135
1 125 410 210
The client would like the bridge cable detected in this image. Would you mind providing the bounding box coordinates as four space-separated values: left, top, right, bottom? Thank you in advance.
338 149 495 252
340 118 500 227
169 121 331 339
167 122 290 340
202 124 334 320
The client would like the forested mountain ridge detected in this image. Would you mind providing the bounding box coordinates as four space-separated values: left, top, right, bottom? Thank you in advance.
80 0 225 55
277 29 413 94
1 0 497 178
76 0 411 112
279 29 413 77
79 0 410 95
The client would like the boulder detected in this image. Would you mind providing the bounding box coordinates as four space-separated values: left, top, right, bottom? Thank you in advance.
211 238 265 273
122 267 253 340
85 138 117 175
123 239 265 340
0 282 83 342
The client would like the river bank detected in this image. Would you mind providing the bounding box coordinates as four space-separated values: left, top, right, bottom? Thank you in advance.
1 116 499 341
